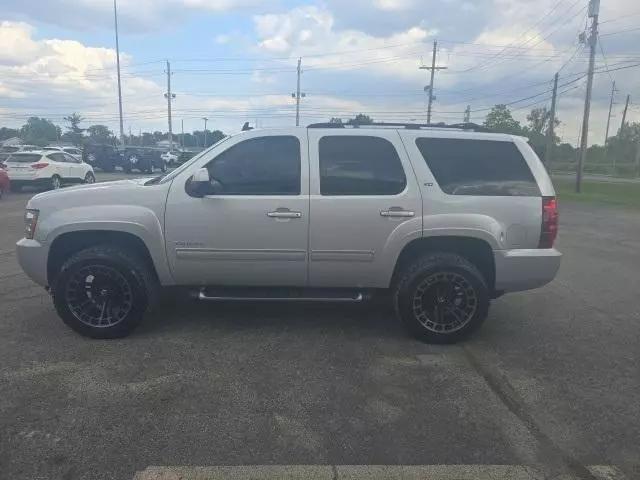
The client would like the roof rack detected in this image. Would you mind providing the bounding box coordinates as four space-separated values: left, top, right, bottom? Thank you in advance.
307 122 491 132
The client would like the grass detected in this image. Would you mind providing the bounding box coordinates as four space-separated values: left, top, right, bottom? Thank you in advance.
552 177 640 210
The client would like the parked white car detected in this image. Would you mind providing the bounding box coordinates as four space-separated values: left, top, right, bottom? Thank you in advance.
42 146 83 161
4 150 95 191
160 150 179 166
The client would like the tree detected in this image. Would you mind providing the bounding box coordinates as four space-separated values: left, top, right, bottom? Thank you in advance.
19 117 61 146
86 125 114 144
63 112 85 145
526 107 560 136
0 127 20 142
483 105 522 135
347 114 374 126
329 117 343 124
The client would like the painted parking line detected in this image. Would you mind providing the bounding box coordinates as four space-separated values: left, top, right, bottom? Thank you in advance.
133 464 628 480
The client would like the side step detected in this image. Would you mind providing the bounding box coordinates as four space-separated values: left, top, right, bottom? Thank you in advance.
193 286 369 303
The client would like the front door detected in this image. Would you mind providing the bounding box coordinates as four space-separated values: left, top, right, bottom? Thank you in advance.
307 129 422 288
164 131 310 286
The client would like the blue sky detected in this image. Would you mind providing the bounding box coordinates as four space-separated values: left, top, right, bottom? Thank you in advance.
1 0 639 144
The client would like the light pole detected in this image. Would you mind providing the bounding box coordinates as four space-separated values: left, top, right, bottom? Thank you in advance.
113 0 124 143
202 117 208 148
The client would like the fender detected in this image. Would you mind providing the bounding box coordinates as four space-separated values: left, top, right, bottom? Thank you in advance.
41 205 175 285
378 213 503 286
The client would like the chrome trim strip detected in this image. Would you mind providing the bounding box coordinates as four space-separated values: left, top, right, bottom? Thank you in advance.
310 250 375 262
176 248 306 261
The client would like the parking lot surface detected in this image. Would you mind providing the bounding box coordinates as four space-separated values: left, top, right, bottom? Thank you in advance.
0 172 638 480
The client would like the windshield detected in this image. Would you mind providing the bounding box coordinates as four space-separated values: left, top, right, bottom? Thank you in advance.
158 136 231 184
6 153 42 163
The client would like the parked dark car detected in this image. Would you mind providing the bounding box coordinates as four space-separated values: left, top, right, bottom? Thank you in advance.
119 146 166 174
83 143 120 172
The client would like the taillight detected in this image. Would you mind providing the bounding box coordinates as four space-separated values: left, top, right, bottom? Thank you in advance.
539 196 558 248
31 163 49 169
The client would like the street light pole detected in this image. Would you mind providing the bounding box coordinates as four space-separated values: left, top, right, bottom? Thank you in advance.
113 0 124 144
202 117 208 148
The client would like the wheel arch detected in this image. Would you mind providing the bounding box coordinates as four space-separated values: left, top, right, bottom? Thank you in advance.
390 235 496 292
47 230 162 287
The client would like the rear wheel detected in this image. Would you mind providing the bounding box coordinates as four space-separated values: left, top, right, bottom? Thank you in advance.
52 245 159 339
394 252 489 344
50 175 62 190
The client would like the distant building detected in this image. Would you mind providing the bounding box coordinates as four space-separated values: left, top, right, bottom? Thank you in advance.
155 139 173 149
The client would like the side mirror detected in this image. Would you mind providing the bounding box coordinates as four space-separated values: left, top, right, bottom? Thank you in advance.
185 168 224 197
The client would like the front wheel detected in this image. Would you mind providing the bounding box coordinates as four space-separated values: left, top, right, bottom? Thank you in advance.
394 253 489 344
84 172 96 184
52 246 159 339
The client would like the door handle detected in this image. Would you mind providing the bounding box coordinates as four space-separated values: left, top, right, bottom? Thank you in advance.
267 210 302 219
380 208 415 218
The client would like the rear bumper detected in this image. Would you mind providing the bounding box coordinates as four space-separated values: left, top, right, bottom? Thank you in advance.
16 238 49 287
494 248 561 293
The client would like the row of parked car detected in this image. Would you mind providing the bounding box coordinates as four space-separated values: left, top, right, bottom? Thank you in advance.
0 143 186 199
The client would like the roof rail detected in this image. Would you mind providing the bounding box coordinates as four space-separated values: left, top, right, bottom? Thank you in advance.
307 122 491 132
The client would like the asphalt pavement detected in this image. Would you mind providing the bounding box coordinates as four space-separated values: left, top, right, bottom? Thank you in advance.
0 171 638 480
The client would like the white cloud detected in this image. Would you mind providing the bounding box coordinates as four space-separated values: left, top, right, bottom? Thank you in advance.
253 6 433 79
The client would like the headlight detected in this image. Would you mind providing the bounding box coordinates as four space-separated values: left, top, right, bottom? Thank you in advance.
24 209 39 239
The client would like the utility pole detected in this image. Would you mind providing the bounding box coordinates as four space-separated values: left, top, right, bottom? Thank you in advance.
576 0 599 193
164 60 175 151
463 105 471 123
113 0 124 143
291 58 305 126
545 72 559 165
128 125 132 145
603 81 617 165
419 40 447 124
202 117 208 148
619 94 630 135
604 81 616 144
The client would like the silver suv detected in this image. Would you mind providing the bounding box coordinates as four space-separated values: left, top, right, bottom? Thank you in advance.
16 123 561 343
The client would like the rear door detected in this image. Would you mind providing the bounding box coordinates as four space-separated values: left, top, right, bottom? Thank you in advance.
47 153 70 178
307 129 422 288
64 153 86 180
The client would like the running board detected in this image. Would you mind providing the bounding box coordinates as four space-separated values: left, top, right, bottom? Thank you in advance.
194 287 368 303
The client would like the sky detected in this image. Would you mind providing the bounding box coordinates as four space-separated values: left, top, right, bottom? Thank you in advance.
1 0 639 145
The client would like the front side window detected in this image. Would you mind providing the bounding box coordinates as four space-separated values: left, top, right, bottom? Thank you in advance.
319 135 406 195
205 136 301 195
415 138 541 196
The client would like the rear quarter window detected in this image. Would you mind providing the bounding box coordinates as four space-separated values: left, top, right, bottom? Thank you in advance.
415 138 540 196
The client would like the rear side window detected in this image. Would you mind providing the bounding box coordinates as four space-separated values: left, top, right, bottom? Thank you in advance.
48 153 67 162
206 135 301 195
319 136 406 195
415 138 540 196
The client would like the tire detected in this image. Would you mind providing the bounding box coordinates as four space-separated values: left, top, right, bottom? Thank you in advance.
84 172 96 184
50 175 62 190
52 245 159 339
394 253 490 344
125 155 138 174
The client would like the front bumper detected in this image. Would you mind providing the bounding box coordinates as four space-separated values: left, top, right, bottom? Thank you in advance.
494 248 561 293
16 238 49 287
